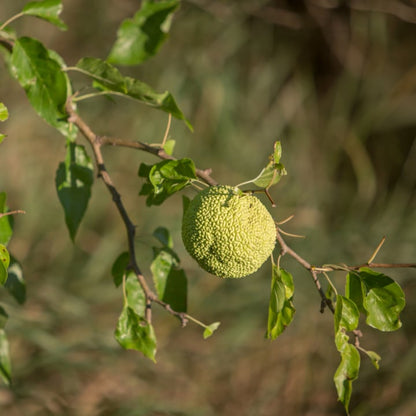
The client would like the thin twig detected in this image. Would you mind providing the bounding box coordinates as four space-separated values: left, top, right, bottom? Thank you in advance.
368 236 386 264
276 227 335 313
99 135 218 186
161 114 172 148
319 262 416 272
0 210 26 218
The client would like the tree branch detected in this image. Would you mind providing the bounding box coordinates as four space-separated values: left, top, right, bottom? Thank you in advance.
98 135 218 186
65 97 194 326
276 228 335 313
276 227 416 314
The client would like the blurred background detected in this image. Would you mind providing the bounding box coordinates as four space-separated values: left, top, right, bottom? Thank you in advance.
0 0 416 415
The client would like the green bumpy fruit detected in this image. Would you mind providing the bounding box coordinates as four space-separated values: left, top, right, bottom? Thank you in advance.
182 185 276 278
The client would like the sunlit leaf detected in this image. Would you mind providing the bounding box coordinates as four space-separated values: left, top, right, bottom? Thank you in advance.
273 141 282 163
10 37 72 138
349 268 405 332
163 139 175 156
114 305 156 362
334 330 360 414
108 0 180 65
0 262 7 287
0 244 10 285
253 162 286 189
125 272 145 317
111 254 145 314
55 142 94 241
4 256 25 304
360 268 405 331
266 266 295 339
203 322 221 339
139 158 196 206
239 141 287 190
76 57 192 130
0 329 11 386
360 348 381 370
22 0 67 30
333 295 361 414
0 192 13 245
0 102 7 142
334 295 359 333
0 102 8 121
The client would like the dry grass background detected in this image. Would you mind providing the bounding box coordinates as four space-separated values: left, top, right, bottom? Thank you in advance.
0 0 415 415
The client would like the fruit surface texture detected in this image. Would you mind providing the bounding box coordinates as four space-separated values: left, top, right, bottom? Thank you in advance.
182 185 276 278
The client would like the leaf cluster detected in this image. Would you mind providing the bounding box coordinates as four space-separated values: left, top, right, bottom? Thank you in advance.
0 190 26 386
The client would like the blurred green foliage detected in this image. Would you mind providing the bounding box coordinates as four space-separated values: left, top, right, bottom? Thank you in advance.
0 0 415 415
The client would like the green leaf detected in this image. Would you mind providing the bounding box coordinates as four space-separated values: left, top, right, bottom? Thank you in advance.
153 226 173 248
346 269 405 331
125 271 146 317
107 0 180 65
0 307 8 329
55 142 94 241
4 256 26 304
0 329 11 386
151 247 187 313
163 139 175 156
266 266 296 340
325 283 336 304
148 158 196 189
76 57 192 130
334 295 359 333
0 102 8 121
359 268 405 331
253 162 286 189
333 295 361 414
239 141 287 189
111 252 130 287
345 272 365 313
359 348 381 370
22 0 67 30
273 141 283 163
110 252 145 316
334 331 360 415
114 305 157 362
151 228 187 313
203 322 221 339
139 158 196 206
0 192 13 245
9 37 72 138
0 101 7 142
0 244 10 285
